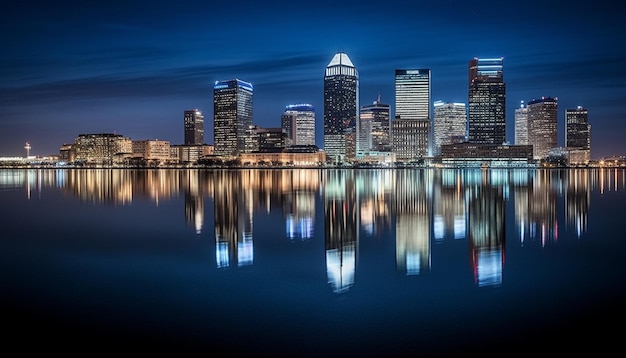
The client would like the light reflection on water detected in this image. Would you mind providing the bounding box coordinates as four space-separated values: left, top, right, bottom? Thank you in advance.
1 168 625 355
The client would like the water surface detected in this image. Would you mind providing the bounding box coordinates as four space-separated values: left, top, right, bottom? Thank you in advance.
1 168 624 355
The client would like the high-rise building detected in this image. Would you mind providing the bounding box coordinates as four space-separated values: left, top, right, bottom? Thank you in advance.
184 109 204 145
468 57 506 145
213 79 253 157
281 104 316 147
527 96 558 160
566 106 591 164
324 52 358 163
514 101 529 145
358 95 391 153
392 69 431 160
433 100 466 156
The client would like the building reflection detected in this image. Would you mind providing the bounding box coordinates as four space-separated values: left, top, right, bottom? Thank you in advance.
323 169 358 293
564 169 589 238
432 169 466 242
65 169 134 205
183 169 205 234
214 170 253 268
466 170 506 287
394 170 432 276
282 170 319 241
6 168 617 291
529 169 559 246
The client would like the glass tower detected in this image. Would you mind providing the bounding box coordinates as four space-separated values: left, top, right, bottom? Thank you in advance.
566 106 591 164
324 52 358 164
566 106 590 149
184 109 204 145
468 57 506 145
213 79 253 157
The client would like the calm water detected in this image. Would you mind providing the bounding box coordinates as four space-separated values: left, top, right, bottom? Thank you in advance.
1 168 625 355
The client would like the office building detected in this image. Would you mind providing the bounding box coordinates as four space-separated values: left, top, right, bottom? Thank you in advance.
514 101 529 145
132 139 171 162
528 96 558 160
392 69 431 161
213 79 253 157
184 109 204 145
433 100 466 156
281 104 316 147
74 133 132 165
359 95 391 153
565 106 591 164
324 52 358 164
468 57 506 145
257 127 287 152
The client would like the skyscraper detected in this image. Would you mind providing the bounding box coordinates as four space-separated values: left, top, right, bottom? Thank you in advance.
392 69 431 160
359 95 391 153
324 52 358 163
433 100 466 156
528 96 558 160
184 109 204 145
281 104 316 147
213 79 253 157
566 106 591 164
514 101 529 145
468 57 506 145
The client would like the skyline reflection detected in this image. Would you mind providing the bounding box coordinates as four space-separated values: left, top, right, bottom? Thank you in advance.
3 167 622 292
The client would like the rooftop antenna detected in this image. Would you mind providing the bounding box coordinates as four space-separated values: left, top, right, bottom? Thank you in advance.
24 141 31 157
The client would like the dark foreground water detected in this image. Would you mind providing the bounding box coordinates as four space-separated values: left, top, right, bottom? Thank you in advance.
1 168 625 355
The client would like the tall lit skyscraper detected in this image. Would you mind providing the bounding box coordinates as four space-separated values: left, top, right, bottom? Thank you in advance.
359 95 391 153
566 106 591 164
432 100 466 156
324 52 358 163
281 104 316 147
184 109 204 145
392 69 431 160
528 96 558 160
514 101 529 145
213 79 253 157
468 57 506 145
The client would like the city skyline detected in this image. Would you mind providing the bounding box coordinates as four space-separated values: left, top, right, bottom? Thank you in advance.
1 1 624 159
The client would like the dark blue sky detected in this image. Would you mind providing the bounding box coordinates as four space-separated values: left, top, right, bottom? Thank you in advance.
1 0 624 159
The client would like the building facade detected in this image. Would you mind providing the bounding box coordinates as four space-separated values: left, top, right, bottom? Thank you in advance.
281 104 315 147
257 127 287 152
565 106 591 164
74 133 132 165
392 69 431 161
528 96 558 160
132 139 171 162
213 79 253 157
324 52 358 164
468 57 506 145
184 109 204 145
433 100 466 156
359 95 391 153
514 101 529 145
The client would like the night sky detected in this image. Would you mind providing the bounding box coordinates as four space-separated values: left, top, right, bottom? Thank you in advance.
1 0 624 159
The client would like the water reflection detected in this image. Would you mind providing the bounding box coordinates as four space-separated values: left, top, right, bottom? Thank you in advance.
4 167 624 292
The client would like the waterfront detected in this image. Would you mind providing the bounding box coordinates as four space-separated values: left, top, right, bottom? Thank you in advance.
1 168 625 355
